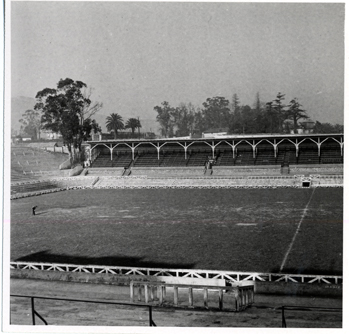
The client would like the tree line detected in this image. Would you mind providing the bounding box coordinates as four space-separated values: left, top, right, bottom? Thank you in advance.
154 93 343 137
19 78 143 161
18 78 343 164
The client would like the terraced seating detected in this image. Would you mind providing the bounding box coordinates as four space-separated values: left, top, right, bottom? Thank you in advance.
217 152 235 166
255 150 276 165
113 153 133 167
276 150 285 165
186 152 210 166
91 154 113 168
134 153 160 167
234 151 255 166
284 150 297 165
160 152 187 166
320 148 343 164
298 149 319 164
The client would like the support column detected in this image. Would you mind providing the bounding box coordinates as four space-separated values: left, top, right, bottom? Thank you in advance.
131 144 135 161
295 139 299 158
318 138 321 157
159 285 164 304
150 286 155 301
204 288 208 308
109 144 113 161
252 140 256 159
130 282 134 302
174 286 178 306
144 284 149 303
188 287 193 307
138 285 142 301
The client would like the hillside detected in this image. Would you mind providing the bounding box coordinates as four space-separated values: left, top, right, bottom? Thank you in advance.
11 96 36 133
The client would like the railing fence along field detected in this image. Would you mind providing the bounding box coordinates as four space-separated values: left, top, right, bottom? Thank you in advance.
10 262 342 285
10 294 342 327
279 305 342 328
10 294 157 326
130 280 254 311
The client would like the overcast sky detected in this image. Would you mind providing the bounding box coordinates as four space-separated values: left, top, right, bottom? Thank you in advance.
11 1 344 129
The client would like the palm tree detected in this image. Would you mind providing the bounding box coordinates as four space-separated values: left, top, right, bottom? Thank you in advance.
125 118 142 136
106 113 124 139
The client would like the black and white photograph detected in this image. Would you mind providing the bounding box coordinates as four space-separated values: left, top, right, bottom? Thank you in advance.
2 0 345 331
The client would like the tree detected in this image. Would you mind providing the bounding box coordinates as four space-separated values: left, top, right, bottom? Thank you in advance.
154 101 174 138
193 109 205 135
170 103 196 137
125 117 142 136
273 92 287 132
254 92 261 113
106 113 124 139
19 109 42 140
202 96 231 130
229 94 241 133
34 78 101 161
265 101 276 133
312 121 343 134
286 98 309 134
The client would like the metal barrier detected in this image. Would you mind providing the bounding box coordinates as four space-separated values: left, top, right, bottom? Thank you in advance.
130 281 254 311
279 305 342 328
10 294 156 326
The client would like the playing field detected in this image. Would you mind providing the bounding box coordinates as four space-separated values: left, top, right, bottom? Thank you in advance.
10 187 343 275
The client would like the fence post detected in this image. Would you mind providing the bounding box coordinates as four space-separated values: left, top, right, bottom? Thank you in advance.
148 306 156 327
188 287 193 307
204 288 208 308
174 286 178 306
218 289 223 310
144 284 149 304
138 285 142 302
150 285 155 301
130 282 134 302
31 297 36 325
282 306 286 327
159 285 163 304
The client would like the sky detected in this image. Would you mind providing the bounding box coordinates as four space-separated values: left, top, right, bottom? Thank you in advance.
11 1 345 131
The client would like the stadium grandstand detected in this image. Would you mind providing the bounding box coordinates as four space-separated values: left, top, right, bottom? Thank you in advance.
10 133 344 188
86 133 343 171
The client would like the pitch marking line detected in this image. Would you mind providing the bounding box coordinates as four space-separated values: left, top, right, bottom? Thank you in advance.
236 223 257 226
279 188 316 272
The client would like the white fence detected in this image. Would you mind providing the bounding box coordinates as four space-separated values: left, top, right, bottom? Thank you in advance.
10 262 342 285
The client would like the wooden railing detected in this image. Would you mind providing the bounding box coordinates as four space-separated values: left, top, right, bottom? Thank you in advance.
130 280 254 311
10 262 343 285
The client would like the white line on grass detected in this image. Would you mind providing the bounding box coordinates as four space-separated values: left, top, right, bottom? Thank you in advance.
236 223 257 226
279 188 316 272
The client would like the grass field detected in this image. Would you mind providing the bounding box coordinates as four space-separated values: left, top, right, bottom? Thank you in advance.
10 187 343 275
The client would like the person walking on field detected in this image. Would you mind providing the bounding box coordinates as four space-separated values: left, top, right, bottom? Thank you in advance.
208 159 214 175
32 206 38 215
204 160 208 174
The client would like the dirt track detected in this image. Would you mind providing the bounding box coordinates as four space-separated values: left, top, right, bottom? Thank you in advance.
10 278 342 328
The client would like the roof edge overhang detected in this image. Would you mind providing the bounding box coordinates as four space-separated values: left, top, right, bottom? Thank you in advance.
86 133 344 145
